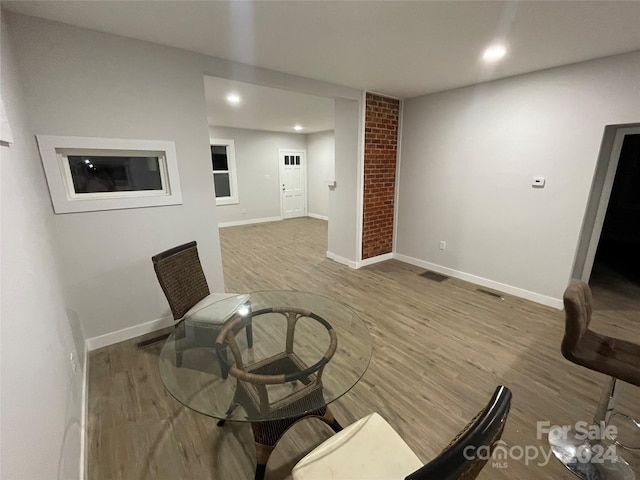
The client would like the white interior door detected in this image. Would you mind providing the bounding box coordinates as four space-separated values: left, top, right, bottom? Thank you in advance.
279 150 306 219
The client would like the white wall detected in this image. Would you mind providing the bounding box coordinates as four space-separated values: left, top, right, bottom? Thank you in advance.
210 126 335 224
209 126 306 225
1 11 84 480
6 12 362 342
307 130 335 218
397 51 640 305
328 98 362 265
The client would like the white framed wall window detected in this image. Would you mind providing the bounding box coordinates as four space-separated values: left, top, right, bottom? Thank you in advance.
36 135 183 214
210 138 239 205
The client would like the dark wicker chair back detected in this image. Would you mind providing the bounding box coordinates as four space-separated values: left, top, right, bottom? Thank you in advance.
152 241 210 320
405 385 512 480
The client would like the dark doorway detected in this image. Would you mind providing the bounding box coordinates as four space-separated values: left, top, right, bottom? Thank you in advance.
590 134 640 298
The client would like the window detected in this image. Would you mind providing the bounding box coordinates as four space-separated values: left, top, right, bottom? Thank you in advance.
284 155 301 165
210 138 239 205
66 154 163 195
36 135 183 213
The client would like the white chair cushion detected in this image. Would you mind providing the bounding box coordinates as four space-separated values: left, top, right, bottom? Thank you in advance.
292 412 423 480
182 293 249 325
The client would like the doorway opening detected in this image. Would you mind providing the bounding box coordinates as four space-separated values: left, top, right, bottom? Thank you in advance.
590 133 640 298
573 124 640 303
203 76 336 281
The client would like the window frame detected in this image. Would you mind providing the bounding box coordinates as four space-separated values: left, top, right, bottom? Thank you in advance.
61 148 169 200
36 135 183 214
210 138 239 206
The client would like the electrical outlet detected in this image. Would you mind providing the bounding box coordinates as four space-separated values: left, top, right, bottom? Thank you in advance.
439 241 446 250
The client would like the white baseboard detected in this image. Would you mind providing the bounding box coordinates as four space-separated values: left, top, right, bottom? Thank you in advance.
308 213 328 221
393 253 564 309
218 216 282 228
326 251 394 269
85 315 174 351
79 343 89 480
326 251 357 269
356 252 393 268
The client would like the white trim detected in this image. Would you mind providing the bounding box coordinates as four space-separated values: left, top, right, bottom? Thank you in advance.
326 250 357 269
85 315 174 351
79 343 89 480
210 138 239 205
393 253 563 309
308 213 328 221
356 92 366 263
36 135 183 214
356 252 393 268
365 90 403 101
218 216 282 228
392 99 404 254
0 93 13 144
57 148 171 201
279 149 308 219
579 125 640 282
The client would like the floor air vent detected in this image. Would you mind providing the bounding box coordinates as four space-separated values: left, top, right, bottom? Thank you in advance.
419 271 449 283
136 333 170 349
476 288 504 300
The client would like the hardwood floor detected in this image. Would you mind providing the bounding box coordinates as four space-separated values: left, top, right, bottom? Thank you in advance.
88 217 639 479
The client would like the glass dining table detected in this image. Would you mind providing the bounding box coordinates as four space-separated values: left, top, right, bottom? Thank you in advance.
158 290 372 480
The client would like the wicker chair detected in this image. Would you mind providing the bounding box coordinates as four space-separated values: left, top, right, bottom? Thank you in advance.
215 306 342 480
152 241 253 365
291 385 512 480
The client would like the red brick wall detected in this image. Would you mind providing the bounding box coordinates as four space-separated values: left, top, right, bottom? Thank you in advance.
362 92 400 259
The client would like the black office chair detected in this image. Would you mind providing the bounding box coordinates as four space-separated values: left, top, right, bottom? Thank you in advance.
292 385 512 480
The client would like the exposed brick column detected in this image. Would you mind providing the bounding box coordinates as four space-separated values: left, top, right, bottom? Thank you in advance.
362 92 400 260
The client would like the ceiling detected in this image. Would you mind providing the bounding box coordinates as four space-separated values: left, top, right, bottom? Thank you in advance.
204 76 334 134
3 1 640 99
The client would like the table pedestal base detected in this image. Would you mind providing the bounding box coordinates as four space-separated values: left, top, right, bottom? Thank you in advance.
251 407 342 480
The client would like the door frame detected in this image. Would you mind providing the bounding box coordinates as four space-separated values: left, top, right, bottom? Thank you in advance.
278 148 308 219
572 124 640 282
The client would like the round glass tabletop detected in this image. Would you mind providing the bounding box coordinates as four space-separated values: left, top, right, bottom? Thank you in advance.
159 291 372 422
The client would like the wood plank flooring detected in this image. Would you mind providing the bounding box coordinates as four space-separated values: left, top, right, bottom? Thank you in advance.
88 217 639 479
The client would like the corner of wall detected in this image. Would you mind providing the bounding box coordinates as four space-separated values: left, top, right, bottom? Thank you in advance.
80 342 90 480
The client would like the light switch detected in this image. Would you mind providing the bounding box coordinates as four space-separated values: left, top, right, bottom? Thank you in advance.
532 176 545 188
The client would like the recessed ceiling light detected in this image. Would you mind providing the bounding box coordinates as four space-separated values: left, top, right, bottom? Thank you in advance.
294 125 303 131
226 94 241 104
482 44 507 62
